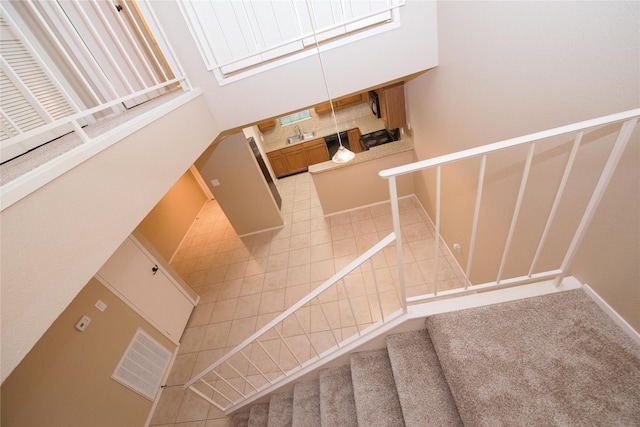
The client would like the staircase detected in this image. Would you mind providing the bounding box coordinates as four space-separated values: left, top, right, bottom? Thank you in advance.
229 289 640 426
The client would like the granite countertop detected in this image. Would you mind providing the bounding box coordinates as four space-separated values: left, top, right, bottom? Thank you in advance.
308 137 414 175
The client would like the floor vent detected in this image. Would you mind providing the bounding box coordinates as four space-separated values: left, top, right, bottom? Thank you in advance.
112 328 172 400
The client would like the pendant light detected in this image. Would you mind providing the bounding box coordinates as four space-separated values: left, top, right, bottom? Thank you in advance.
332 144 355 163
308 4 355 164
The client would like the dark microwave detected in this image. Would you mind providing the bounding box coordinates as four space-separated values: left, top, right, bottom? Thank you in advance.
369 90 381 118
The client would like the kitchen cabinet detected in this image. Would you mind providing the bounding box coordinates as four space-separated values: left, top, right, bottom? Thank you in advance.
258 119 276 131
303 138 330 164
267 137 330 178
267 150 288 178
314 102 332 115
338 93 366 108
315 93 366 115
347 128 363 153
378 83 406 130
281 144 308 175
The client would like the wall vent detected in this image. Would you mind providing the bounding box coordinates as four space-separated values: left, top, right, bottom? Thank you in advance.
112 328 172 400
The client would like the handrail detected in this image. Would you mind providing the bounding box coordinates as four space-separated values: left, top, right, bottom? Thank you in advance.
184 109 638 413
1 79 186 152
0 1 191 162
380 108 639 299
184 231 398 391
380 108 640 178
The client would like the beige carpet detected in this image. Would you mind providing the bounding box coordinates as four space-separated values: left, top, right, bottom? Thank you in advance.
230 289 640 426
426 289 640 426
1 89 184 186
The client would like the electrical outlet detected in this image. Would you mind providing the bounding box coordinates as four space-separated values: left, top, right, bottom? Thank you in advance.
95 300 107 312
75 315 91 332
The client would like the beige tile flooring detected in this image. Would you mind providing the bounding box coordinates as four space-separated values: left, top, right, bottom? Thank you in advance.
149 172 464 427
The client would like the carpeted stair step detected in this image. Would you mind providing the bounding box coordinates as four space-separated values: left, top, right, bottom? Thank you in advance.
425 289 640 426
248 403 269 426
350 348 405 426
268 391 293 426
386 329 463 426
318 365 358 426
291 379 321 427
231 411 250 427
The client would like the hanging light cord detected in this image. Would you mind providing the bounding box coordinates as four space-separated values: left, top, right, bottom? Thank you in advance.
307 1 344 147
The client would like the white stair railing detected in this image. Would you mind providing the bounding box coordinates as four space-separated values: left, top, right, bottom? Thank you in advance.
184 109 638 414
0 0 191 163
184 232 407 413
380 108 639 303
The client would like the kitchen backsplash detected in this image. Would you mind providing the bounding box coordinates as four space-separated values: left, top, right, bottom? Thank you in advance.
260 102 385 151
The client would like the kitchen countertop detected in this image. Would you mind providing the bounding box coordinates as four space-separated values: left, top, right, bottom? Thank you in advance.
262 112 385 153
308 137 414 175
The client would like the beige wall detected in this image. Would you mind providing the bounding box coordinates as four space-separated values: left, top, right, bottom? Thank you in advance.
1 278 176 426
0 94 218 382
406 2 639 329
137 169 208 262
312 150 416 215
195 133 284 235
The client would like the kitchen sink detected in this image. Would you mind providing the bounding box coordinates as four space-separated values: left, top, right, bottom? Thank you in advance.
286 131 315 145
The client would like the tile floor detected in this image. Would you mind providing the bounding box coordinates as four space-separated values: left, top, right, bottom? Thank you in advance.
148 172 464 427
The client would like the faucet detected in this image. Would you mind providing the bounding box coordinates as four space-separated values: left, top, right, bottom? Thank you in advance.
294 125 302 137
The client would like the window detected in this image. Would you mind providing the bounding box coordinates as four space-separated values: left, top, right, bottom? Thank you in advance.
178 0 404 84
278 109 311 126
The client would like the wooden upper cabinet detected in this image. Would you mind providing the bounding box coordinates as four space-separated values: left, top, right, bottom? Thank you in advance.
336 93 366 108
258 119 276 131
315 93 366 115
314 101 332 115
303 138 329 165
378 83 406 130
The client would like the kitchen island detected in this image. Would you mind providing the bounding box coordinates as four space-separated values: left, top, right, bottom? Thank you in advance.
309 137 415 215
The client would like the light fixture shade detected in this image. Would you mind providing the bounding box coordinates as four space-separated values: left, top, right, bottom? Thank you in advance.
332 146 355 163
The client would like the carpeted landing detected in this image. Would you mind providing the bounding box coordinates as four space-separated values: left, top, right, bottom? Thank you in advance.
231 289 640 426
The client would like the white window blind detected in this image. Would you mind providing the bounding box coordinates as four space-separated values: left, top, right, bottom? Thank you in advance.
0 13 76 141
178 0 403 83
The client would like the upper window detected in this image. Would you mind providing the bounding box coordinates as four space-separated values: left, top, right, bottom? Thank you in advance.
178 0 403 85
278 109 312 127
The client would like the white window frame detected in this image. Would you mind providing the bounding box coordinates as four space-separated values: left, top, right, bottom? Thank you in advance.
178 0 405 85
278 109 312 127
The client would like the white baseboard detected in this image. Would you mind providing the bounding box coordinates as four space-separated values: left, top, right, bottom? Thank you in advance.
323 194 417 218
408 276 583 318
145 344 180 427
582 284 640 347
